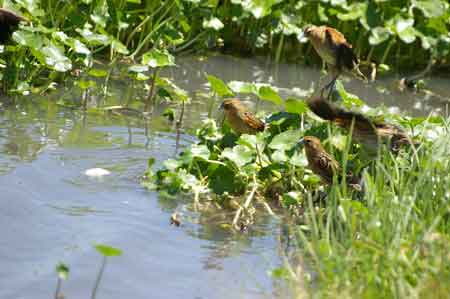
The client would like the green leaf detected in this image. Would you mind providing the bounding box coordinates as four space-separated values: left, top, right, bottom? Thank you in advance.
257 86 283 105
395 18 417 44
281 191 303 208
42 43 72 72
56 263 69 280
94 244 123 257
111 39 129 55
271 267 291 280
285 98 308 114
412 0 448 18
76 80 97 89
221 145 255 167
202 17 224 30
128 65 149 73
88 68 108 77
239 0 281 18
155 77 189 102
190 144 210 160
336 3 366 21
76 27 111 45
162 108 175 122
369 27 391 45
206 74 234 97
228 81 257 94
269 130 303 151
12 30 44 48
335 81 365 107
142 49 175 68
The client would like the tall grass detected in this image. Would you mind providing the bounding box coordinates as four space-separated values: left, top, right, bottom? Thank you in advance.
291 121 450 298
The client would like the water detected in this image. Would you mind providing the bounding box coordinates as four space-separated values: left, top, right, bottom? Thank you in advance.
0 54 448 299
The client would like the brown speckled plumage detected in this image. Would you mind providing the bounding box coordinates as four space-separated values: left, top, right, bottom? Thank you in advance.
221 99 265 135
307 96 416 152
303 136 360 190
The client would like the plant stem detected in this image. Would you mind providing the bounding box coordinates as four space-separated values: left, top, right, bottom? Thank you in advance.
145 68 160 113
91 256 107 299
232 175 257 229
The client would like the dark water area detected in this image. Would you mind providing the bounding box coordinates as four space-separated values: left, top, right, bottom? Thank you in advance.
0 54 448 299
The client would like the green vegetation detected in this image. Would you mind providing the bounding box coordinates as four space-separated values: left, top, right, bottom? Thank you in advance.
143 79 450 297
54 244 122 299
1 0 450 95
2 0 449 297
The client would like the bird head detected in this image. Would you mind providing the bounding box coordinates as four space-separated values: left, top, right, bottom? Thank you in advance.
303 25 316 38
296 136 323 152
220 98 242 112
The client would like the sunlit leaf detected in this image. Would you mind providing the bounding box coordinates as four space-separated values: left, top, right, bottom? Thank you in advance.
142 49 175 68
206 74 234 97
111 39 129 55
228 81 257 94
257 86 283 105
128 65 149 73
88 68 108 77
76 27 111 45
94 244 123 257
285 98 308 114
269 130 303 151
221 145 254 167
12 30 44 48
42 43 72 72
202 17 224 30
395 18 417 44
56 263 69 280
412 0 448 18
369 27 391 45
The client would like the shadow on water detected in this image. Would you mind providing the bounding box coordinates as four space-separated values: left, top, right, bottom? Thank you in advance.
0 54 448 299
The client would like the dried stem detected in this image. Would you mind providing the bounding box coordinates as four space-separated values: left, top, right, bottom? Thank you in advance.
232 175 258 229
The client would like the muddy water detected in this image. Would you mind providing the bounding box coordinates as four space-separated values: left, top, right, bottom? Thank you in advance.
0 54 447 299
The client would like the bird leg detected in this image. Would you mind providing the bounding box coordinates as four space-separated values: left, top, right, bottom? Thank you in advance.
322 74 339 100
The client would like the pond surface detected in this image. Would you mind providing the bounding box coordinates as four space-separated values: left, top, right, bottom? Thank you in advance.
0 54 448 299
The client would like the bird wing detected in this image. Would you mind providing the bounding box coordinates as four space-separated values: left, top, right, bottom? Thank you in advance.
324 27 347 48
307 97 338 121
316 153 339 183
241 111 265 132
336 42 358 71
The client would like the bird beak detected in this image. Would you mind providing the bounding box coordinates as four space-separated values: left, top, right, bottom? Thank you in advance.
294 138 305 151
219 102 224 110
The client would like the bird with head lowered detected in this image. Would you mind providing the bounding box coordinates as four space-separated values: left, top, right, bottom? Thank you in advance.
307 96 418 153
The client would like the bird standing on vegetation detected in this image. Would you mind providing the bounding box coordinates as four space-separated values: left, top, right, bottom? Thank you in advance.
0 8 27 43
303 25 366 98
220 99 265 135
307 96 416 152
298 136 360 190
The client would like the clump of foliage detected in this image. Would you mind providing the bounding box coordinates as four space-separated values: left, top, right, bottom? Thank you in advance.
143 75 450 297
285 118 450 298
1 0 449 95
142 79 435 222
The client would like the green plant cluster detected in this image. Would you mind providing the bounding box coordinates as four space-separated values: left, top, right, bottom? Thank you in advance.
143 75 450 297
1 0 450 94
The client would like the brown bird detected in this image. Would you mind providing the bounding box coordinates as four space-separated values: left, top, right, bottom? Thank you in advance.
220 98 265 135
0 8 27 43
307 96 416 152
304 25 366 98
299 136 360 190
